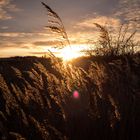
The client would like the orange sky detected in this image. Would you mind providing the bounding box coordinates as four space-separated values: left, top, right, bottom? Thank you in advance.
0 0 139 57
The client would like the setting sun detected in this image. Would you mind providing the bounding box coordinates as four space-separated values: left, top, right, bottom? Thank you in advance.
58 45 87 61
0 0 139 140
59 47 81 61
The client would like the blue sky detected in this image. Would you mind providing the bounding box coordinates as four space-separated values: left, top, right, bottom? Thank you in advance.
0 0 139 57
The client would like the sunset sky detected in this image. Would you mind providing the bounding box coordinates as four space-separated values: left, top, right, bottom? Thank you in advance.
0 0 139 57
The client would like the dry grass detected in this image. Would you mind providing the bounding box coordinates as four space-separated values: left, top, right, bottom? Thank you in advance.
0 2 140 140
90 23 139 56
0 53 140 140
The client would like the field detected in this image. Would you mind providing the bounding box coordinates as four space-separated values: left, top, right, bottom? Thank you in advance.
0 2 140 139
0 53 140 140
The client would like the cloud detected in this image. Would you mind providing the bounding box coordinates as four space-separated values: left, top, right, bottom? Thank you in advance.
0 43 19 50
0 41 39 57
0 41 32 50
115 0 140 28
33 41 62 47
30 52 49 55
71 13 140 44
76 16 121 29
0 0 20 20
0 32 52 38
0 32 24 37
0 26 8 29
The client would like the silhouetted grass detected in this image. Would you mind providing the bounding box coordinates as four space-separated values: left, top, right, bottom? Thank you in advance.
0 53 140 140
0 2 140 140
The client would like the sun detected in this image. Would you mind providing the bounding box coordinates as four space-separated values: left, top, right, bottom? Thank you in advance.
43 44 88 61
59 46 82 61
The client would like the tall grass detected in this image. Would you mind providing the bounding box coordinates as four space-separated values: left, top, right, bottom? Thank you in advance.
0 2 140 140
41 2 70 49
91 23 138 56
0 53 139 140
41 2 139 57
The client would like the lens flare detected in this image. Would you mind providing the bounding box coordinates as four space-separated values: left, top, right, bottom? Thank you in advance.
73 90 80 99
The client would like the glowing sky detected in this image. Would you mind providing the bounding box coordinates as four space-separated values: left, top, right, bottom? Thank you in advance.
0 0 139 57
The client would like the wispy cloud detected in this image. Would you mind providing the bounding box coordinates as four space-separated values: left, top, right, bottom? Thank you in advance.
69 15 122 43
76 16 121 29
0 42 32 49
0 0 20 20
0 26 8 29
33 41 62 47
0 32 51 38
0 41 39 57
0 32 26 37
115 0 140 28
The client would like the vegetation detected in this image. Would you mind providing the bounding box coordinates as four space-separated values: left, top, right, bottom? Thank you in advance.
92 23 138 56
0 52 140 140
0 2 140 140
